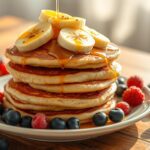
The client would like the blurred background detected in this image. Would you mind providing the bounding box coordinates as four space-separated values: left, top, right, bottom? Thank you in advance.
0 0 150 52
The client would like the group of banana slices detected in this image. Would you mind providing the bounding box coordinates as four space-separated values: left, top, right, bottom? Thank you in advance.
15 10 110 54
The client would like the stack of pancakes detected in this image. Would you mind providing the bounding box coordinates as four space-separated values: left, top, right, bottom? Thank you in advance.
4 40 121 124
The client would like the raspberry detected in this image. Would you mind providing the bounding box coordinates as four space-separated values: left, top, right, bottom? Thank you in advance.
0 92 4 103
0 63 9 76
116 102 131 115
123 86 145 107
32 113 48 129
127 75 144 89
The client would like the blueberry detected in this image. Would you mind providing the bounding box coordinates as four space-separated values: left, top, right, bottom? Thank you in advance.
1 108 13 121
117 76 126 85
148 84 150 89
109 108 124 123
3 110 21 126
50 118 66 129
116 84 127 97
0 103 4 115
0 138 9 150
66 117 80 129
93 112 108 126
20 116 32 128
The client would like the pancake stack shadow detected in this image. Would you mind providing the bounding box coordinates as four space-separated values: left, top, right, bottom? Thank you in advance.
4 40 121 124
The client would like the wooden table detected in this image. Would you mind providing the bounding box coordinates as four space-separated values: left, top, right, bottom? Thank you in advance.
0 16 150 150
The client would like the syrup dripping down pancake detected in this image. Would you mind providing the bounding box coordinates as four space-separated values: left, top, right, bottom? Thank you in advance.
5 79 117 109
7 62 121 84
6 40 120 69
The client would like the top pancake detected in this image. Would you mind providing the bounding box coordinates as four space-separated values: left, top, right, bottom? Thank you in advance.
6 40 120 69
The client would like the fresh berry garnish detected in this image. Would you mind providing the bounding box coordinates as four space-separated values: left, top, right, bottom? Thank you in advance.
0 138 9 150
127 75 144 89
0 103 4 115
116 84 127 97
20 116 32 128
2 108 13 121
32 113 48 129
123 86 145 107
0 63 8 76
109 108 124 123
66 117 80 129
148 84 150 89
50 118 66 129
116 102 130 115
0 92 4 103
3 110 21 126
93 112 108 126
117 76 126 85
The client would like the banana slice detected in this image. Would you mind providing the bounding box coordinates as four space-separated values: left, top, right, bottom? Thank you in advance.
84 26 110 49
39 10 86 29
58 28 95 53
39 10 72 22
55 17 86 29
15 22 53 52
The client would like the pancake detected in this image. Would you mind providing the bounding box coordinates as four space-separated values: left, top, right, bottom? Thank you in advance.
4 91 113 111
30 79 116 93
5 91 82 111
5 79 117 109
7 62 121 84
4 91 67 111
3 97 116 123
6 40 120 69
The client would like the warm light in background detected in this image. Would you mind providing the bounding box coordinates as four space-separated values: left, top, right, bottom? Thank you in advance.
0 0 150 52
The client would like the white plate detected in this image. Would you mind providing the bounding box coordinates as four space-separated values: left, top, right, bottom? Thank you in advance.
0 75 150 142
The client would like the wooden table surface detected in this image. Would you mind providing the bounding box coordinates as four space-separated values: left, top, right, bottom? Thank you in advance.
0 16 150 150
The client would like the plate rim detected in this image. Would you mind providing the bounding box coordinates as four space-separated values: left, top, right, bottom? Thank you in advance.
0 75 150 138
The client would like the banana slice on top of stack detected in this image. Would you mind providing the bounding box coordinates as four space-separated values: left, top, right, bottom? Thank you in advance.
58 28 95 53
84 26 110 49
39 10 86 29
15 9 110 53
15 22 53 52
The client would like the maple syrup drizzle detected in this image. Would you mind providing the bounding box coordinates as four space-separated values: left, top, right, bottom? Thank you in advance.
43 40 75 90
21 28 43 44
106 45 119 78
90 48 107 63
43 40 118 78
55 0 65 90
44 40 74 68
56 0 60 16
90 48 118 78
52 26 60 39
50 0 60 39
